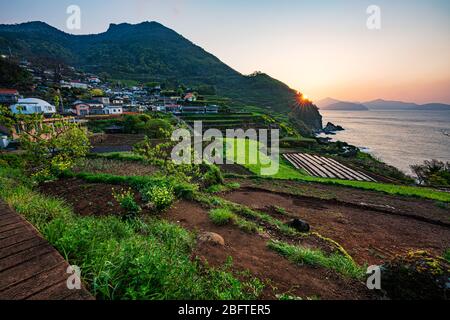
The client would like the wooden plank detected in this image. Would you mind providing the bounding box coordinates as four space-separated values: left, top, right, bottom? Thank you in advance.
0 221 25 234
0 237 47 260
0 201 93 300
0 263 66 300
0 243 55 272
0 215 22 227
0 251 63 290
0 226 31 240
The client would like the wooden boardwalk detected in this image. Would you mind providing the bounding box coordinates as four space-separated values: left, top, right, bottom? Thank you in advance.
283 153 377 182
0 201 93 300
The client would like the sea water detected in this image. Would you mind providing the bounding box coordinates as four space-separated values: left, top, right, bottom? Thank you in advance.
320 110 450 175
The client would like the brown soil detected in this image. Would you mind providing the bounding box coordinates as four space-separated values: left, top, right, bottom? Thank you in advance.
219 164 253 176
228 178 450 225
164 201 374 300
38 178 143 217
90 134 146 147
73 158 158 177
222 188 450 265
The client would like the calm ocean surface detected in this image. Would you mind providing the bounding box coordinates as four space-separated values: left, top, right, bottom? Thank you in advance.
320 110 450 175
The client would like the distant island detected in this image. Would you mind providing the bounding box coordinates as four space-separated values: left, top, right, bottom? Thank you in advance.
316 98 368 111
317 97 450 111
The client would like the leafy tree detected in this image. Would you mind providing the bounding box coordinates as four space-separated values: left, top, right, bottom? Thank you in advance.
0 105 90 181
90 88 104 97
411 160 450 186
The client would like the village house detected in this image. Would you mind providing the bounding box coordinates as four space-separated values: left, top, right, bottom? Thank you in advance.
183 92 197 102
71 101 90 116
111 97 124 105
104 105 123 115
0 89 20 105
181 105 219 114
88 76 101 84
69 81 89 89
93 96 111 105
10 98 57 115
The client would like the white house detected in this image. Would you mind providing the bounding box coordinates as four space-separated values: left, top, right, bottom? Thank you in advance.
10 98 57 115
69 81 89 89
104 106 123 115
93 96 110 105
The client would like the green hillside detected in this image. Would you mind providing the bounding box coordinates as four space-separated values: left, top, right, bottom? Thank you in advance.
0 21 322 133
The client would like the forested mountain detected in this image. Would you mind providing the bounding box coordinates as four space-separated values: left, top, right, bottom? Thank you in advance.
0 21 323 132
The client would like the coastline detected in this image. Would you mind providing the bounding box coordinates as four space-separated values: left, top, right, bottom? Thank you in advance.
318 109 450 175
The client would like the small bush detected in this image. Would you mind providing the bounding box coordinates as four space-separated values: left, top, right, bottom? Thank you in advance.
209 208 235 225
382 251 450 300
0 153 26 168
112 187 142 219
142 184 175 211
201 164 224 187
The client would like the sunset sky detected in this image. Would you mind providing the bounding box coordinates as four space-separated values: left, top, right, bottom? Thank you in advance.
1 0 449 104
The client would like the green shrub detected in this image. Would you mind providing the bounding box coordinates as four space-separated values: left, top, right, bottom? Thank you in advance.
112 187 142 219
0 153 26 168
209 208 235 225
142 184 175 211
202 164 224 187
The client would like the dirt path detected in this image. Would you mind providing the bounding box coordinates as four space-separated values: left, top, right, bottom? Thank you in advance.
223 188 450 265
0 201 93 300
164 201 374 300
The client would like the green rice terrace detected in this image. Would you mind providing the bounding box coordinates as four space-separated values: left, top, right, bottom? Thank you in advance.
0 113 449 301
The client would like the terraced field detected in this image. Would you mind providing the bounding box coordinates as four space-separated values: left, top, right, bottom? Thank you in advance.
284 153 377 182
179 113 278 133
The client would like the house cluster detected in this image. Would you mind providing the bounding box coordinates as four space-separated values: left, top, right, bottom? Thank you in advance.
3 59 221 118
71 87 219 116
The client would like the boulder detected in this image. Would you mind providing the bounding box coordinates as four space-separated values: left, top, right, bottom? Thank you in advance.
198 232 225 246
323 122 344 134
287 219 310 233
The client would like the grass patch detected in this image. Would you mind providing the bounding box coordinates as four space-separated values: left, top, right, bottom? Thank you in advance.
208 207 260 233
196 194 298 237
0 167 264 300
206 182 241 194
267 240 365 279
209 208 235 225
87 152 147 163
225 138 450 202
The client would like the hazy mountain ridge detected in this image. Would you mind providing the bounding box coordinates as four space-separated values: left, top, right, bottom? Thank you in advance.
318 97 450 111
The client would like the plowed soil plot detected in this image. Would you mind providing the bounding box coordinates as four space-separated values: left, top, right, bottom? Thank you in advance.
165 201 374 300
39 178 142 217
223 188 450 265
72 158 158 176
